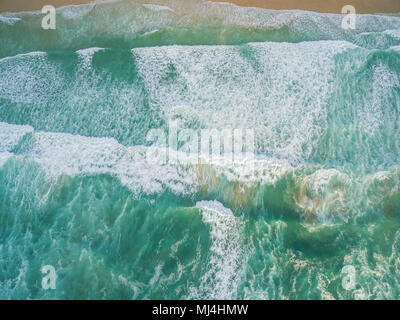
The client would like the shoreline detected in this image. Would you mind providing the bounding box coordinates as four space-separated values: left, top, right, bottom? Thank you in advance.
210 0 400 14
0 0 94 13
1 0 400 15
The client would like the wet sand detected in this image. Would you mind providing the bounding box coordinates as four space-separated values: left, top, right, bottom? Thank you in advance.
1 0 399 14
0 0 94 13
209 0 400 14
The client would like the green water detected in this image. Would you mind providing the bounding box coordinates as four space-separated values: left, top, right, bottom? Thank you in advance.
0 0 400 299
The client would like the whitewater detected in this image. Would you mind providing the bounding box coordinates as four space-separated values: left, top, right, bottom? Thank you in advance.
0 0 400 299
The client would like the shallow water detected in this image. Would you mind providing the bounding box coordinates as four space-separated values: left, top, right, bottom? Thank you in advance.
0 0 400 299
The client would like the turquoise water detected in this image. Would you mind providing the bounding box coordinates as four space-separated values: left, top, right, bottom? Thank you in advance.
0 0 400 299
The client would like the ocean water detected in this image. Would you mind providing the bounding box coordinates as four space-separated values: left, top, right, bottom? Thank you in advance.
0 0 400 299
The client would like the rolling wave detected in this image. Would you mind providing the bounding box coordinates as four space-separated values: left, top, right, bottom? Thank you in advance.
0 0 400 300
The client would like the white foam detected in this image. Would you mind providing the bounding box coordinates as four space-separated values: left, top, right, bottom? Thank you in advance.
0 152 13 167
189 200 243 299
170 0 400 32
0 15 20 25
390 45 400 52
5 0 400 36
196 200 233 216
77 47 104 70
0 121 33 169
293 168 352 222
384 29 400 39
0 122 33 152
133 40 354 162
359 62 400 134
1 122 398 220
142 3 174 12
22 130 197 196
0 51 58 104
57 3 96 20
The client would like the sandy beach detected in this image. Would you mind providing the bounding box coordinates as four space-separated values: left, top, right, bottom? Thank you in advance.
1 0 400 14
0 0 94 13
210 0 400 14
